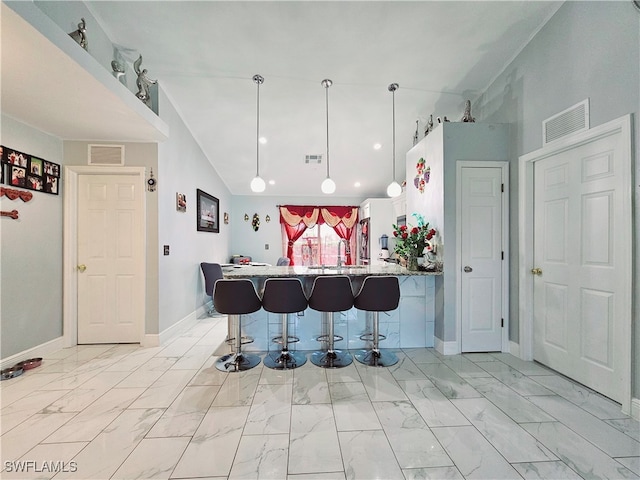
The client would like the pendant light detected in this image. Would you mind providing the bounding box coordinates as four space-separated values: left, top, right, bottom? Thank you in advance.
250 74 266 193
387 83 402 198
321 78 336 194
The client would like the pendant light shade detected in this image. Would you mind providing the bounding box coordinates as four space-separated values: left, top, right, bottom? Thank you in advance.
250 74 266 193
321 78 335 194
387 83 401 198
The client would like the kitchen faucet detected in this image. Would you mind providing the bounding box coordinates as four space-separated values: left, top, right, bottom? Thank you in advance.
337 238 349 267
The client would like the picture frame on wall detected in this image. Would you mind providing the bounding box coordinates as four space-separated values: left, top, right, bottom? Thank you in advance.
1 145 61 195
196 188 219 233
176 192 186 212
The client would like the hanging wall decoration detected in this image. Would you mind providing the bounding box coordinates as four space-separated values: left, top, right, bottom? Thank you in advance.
265 214 270 223
147 168 157 192
224 212 229 224
414 157 430 194
176 193 186 212
244 213 249 221
252 213 260 231
1 145 61 195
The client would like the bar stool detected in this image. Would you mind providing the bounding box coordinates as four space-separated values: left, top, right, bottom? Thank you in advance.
308 275 354 368
200 262 224 317
353 276 400 367
213 279 262 372
262 278 308 370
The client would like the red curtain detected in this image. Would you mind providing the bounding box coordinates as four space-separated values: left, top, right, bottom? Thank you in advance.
321 206 359 265
280 206 319 265
280 205 359 266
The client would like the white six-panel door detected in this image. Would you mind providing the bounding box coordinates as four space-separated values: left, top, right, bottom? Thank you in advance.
77 174 144 344
532 130 628 404
460 166 505 352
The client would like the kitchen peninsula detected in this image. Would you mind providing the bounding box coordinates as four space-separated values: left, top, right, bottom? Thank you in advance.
221 263 442 352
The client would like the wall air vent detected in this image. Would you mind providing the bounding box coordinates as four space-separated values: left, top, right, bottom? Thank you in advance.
88 144 125 166
305 154 322 164
543 99 589 145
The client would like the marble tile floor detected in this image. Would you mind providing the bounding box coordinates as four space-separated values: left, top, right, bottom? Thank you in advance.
1 316 639 480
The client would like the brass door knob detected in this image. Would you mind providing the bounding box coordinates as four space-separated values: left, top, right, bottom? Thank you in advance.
531 267 542 276
78 264 87 273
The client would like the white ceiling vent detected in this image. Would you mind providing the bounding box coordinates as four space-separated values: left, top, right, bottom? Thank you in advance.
543 99 589 145
88 144 125 166
305 154 322 164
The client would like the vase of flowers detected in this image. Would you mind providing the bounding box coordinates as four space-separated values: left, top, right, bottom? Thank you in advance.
392 213 436 271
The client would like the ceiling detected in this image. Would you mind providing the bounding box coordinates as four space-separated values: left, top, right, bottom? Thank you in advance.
4 1 563 198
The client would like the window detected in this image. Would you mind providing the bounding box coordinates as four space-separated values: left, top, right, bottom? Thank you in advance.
294 224 343 266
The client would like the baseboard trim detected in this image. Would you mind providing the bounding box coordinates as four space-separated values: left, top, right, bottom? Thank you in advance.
1 336 65 369
434 337 459 355
142 306 211 348
631 397 640 421
509 341 521 357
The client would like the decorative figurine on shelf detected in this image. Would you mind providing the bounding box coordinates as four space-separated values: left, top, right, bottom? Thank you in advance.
424 115 434 137
461 100 476 122
413 120 419 146
68 18 87 50
437 116 450 124
111 58 126 85
133 55 157 109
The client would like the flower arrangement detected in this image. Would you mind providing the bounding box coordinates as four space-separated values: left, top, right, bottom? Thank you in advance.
392 213 436 269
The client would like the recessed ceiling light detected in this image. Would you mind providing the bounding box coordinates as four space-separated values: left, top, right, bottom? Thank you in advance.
373 143 382 150
354 182 361 187
259 137 267 144
268 180 275 185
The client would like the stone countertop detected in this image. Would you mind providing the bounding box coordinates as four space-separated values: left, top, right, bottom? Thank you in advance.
221 262 442 278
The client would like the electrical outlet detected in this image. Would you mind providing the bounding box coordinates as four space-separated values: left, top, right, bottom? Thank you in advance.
163 245 170 255
265 244 269 250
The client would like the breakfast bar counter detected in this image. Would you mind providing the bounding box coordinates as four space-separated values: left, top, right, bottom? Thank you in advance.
219 262 442 352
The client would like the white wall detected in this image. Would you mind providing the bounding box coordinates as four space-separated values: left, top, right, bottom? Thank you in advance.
157 88 232 334
1 115 64 357
474 1 640 396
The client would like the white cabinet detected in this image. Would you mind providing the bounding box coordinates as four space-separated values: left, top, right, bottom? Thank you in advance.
358 198 394 263
391 191 406 220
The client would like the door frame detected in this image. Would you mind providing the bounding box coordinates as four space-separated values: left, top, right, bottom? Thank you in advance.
518 114 632 413
456 161 510 353
63 165 147 347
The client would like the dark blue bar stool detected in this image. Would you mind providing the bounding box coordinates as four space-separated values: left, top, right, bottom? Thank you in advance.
353 275 400 367
213 279 262 372
200 262 223 317
262 278 308 370
308 275 354 368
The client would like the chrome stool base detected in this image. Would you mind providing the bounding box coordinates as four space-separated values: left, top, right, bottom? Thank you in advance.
215 352 261 372
264 350 306 370
311 350 353 369
354 348 398 367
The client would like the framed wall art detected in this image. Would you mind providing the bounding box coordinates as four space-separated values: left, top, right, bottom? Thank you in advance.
1 145 61 195
176 192 186 212
196 188 219 233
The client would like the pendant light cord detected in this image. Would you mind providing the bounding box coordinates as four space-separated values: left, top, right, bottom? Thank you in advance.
324 80 330 178
389 83 399 183
253 74 264 178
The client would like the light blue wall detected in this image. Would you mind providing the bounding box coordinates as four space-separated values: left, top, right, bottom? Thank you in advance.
474 1 640 396
157 87 232 334
0 115 64 357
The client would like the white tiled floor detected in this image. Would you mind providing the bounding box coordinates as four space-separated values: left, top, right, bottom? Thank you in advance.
1 315 639 479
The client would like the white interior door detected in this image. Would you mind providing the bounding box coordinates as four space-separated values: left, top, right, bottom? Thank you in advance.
77 174 144 344
460 166 504 352
532 131 629 404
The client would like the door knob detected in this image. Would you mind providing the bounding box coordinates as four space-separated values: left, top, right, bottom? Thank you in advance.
78 264 87 273
463 266 473 273
531 267 542 276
